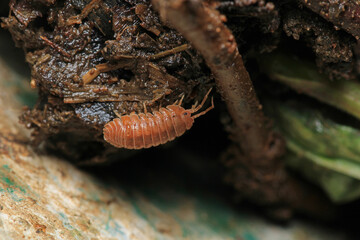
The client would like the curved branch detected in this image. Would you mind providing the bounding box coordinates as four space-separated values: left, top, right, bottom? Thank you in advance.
152 0 272 159
152 0 335 219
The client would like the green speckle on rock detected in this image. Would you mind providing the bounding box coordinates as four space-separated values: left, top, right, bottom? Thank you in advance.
243 232 257 240
2 165 11 172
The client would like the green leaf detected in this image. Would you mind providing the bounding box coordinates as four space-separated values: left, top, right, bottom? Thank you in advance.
268 103 360 203
260 53 360 120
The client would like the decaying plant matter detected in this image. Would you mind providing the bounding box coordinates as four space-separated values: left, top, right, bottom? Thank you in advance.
2 0 213 160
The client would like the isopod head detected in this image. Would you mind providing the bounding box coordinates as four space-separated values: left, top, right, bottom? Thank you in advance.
167 105 194 130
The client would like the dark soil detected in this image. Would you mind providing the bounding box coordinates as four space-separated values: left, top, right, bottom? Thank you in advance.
282 6 356 80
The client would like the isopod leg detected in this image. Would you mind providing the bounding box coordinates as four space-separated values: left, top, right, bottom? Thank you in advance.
192 97 214 119
178 94 185 106
114 110 121 118
190 88 212 113
173 94 185 106
143 102 148 114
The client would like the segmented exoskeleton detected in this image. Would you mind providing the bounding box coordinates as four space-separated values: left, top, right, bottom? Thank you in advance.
103 89 214 149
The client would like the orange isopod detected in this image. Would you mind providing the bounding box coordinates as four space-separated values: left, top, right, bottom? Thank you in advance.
103 89 214 149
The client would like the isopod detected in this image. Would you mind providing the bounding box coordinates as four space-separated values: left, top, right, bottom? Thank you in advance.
103 88 214 149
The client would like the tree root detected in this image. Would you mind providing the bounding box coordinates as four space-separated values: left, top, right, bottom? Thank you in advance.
153 0 336 219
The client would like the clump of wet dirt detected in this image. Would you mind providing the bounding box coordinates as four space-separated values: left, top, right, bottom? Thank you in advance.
1 0 286 162
2 0 213 161
282 7 356 80
217 0 281 54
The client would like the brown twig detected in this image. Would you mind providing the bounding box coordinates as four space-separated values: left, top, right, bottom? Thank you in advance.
82 60 135 85
63 95 149 104
82 44 189 84
62 82 173 104
148 44 189 60
62 82 149 103
153 0 272 160
66 0 102 25
40 36 71 59
152 0 335 219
